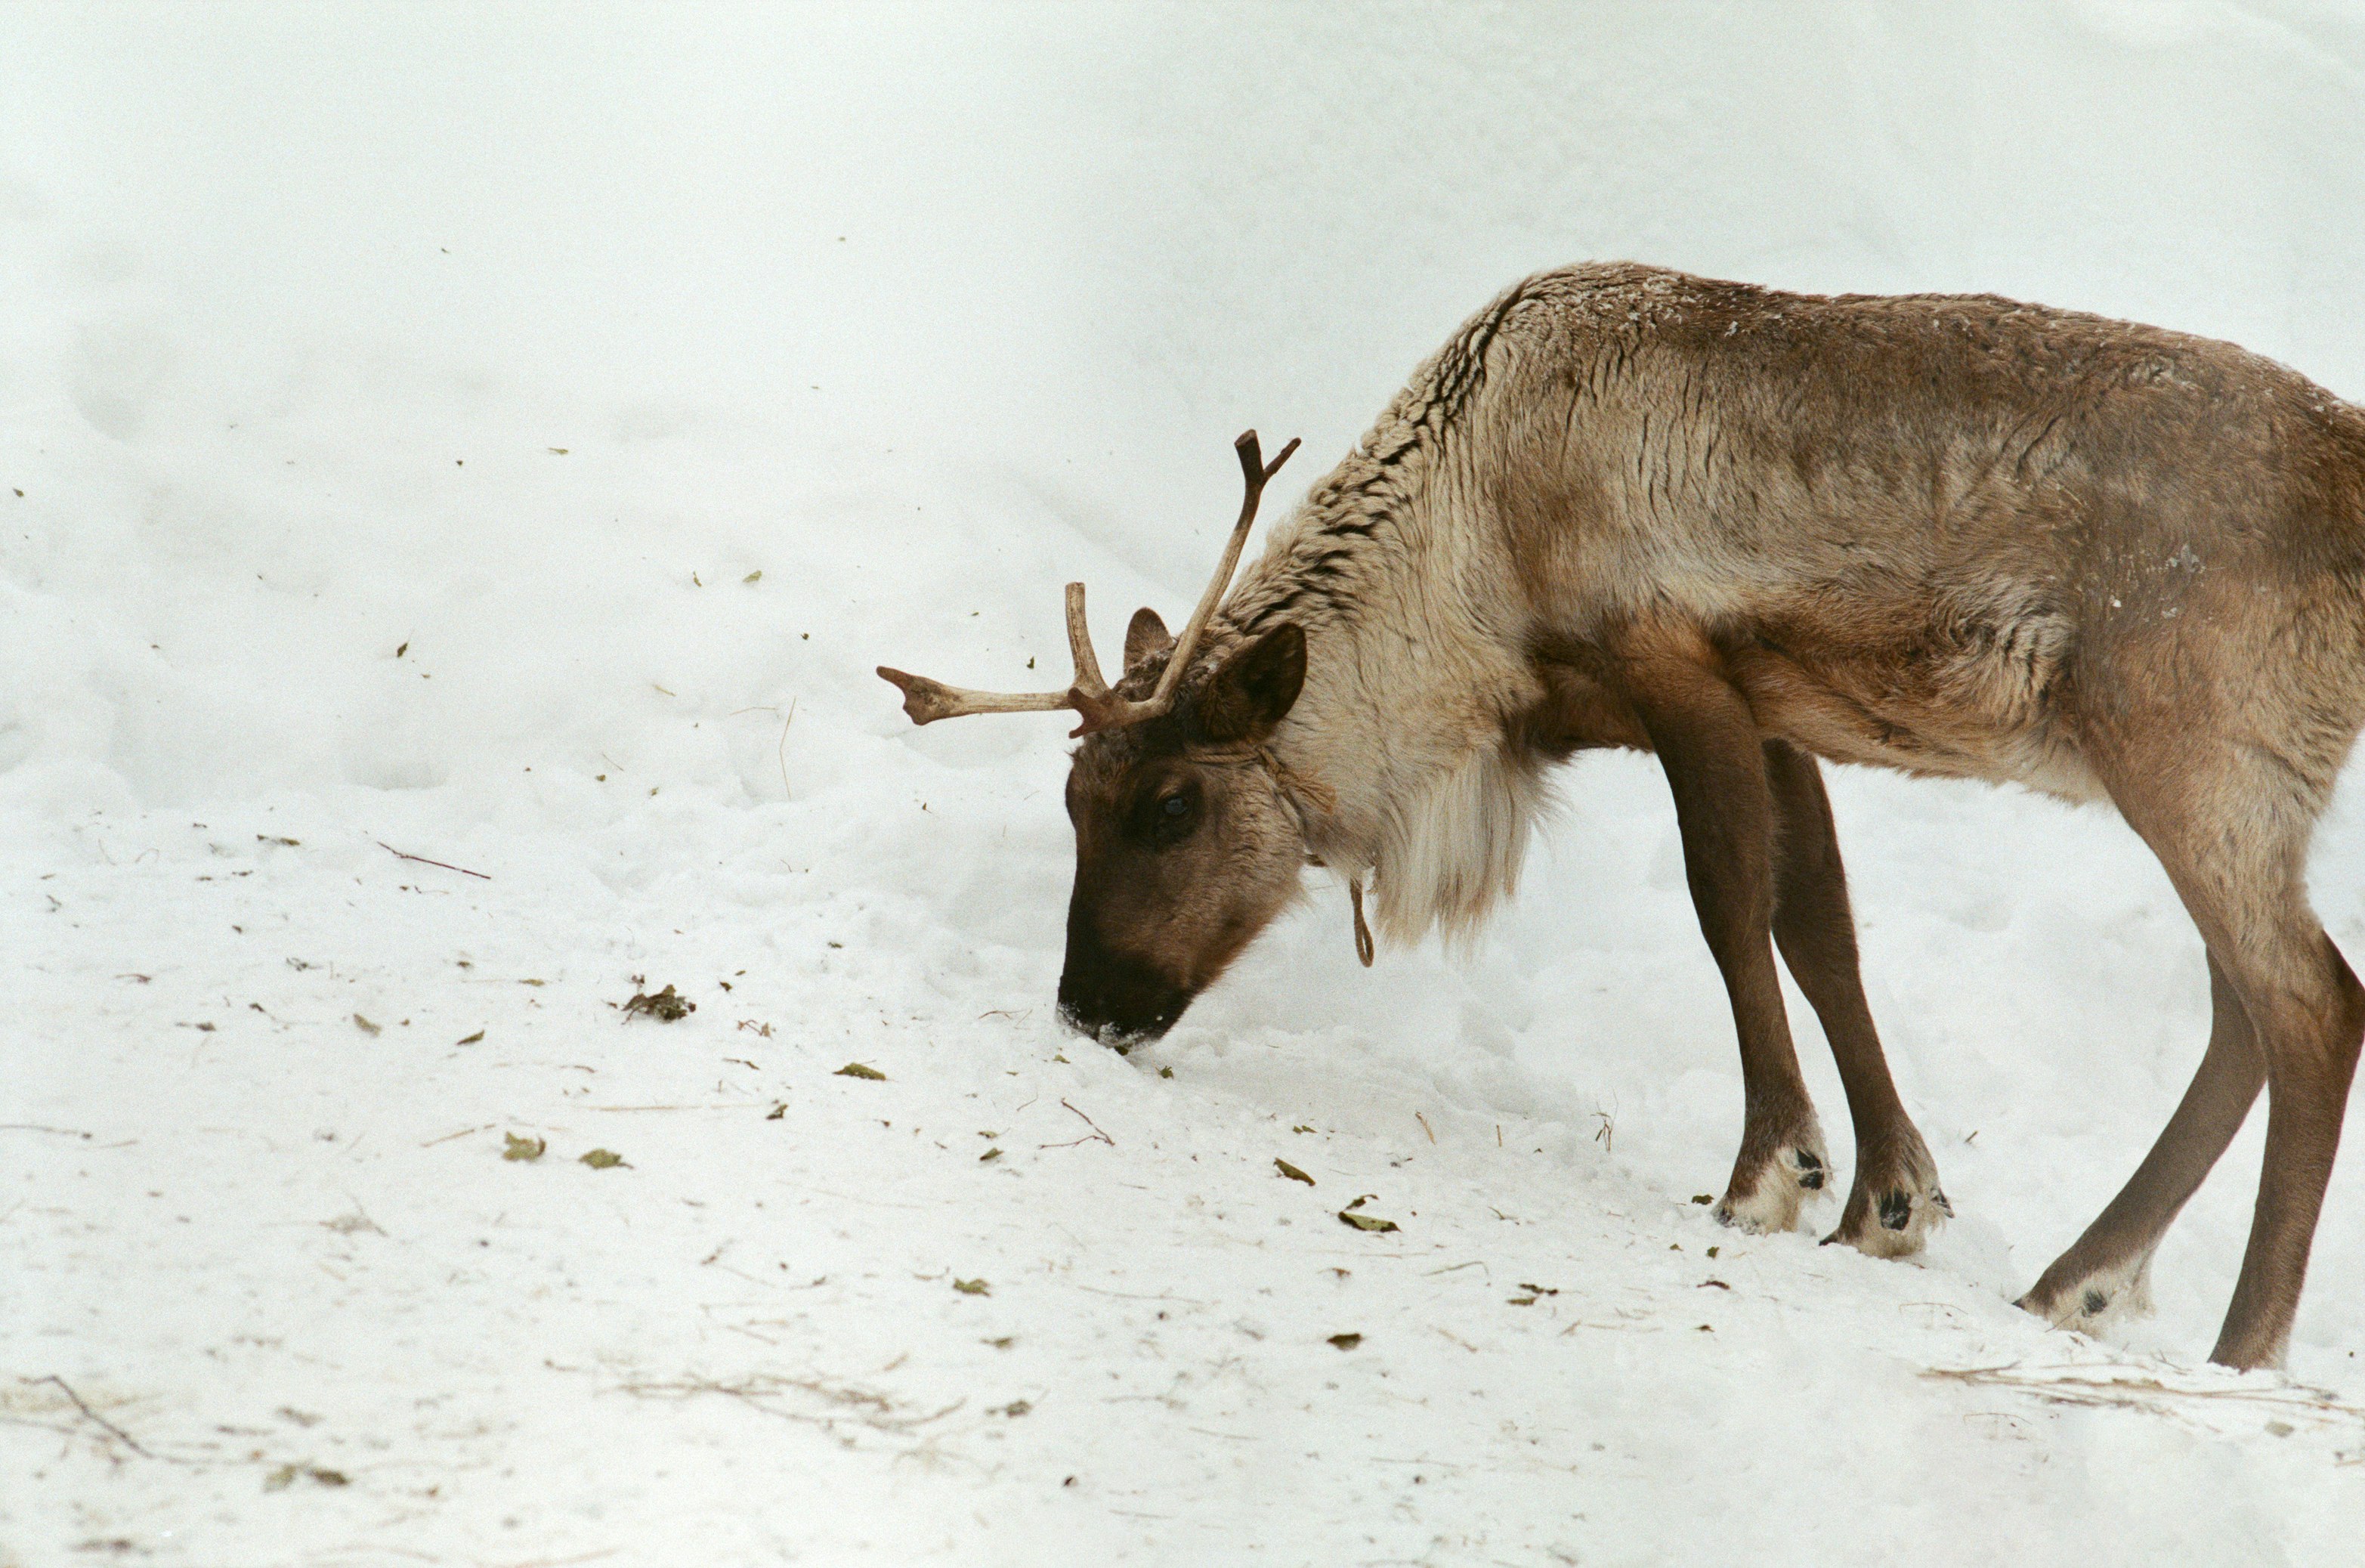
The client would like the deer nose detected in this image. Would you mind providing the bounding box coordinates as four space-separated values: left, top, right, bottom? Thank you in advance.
1057 938 1190 1048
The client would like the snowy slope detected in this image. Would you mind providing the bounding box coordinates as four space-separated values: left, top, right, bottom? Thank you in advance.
8 4 2365 1563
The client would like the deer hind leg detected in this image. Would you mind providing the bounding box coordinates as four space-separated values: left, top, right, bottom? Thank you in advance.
1762 741 1949 1257
2079 753 2363 1369
2018 954 2261 1334
1625 649 1828 1234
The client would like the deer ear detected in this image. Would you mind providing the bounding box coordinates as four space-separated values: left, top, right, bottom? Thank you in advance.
1198 623 1306 743
1124 607 1173 673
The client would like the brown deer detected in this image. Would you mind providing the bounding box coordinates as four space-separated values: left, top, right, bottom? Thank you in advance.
880 262 2365 1371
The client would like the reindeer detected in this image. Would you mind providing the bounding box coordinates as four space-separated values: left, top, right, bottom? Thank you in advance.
880 262 2365 1370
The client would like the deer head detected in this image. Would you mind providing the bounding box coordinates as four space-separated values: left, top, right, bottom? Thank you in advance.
879 431 1310 1045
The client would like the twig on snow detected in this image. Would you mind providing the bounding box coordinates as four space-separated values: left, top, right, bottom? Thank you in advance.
21 1375 157 1459
376 841 491 880
1922 1361 2365 1429
1071 1284 1213 1306
728 698 797 798
778 699 795 797
589 1103 748 1112
614 1372 964 1446
1039 1098 1114 1149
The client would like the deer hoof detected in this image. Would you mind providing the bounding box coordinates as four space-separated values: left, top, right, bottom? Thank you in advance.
2017 1247 2157 1332
1828 1177 1952 1259
1714 1142 1830 1234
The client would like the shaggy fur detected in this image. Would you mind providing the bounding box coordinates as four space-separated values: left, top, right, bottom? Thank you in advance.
1050 261 2365 1369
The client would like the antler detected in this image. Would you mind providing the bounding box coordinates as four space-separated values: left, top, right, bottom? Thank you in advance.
878 429 1300 738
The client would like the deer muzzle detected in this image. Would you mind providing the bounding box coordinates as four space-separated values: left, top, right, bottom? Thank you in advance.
1056 927 1193 1049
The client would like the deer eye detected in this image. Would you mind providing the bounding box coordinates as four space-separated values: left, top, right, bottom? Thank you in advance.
1139 784 1199 845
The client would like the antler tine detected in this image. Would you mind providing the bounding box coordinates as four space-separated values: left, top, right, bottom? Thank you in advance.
1063 581 1111 699
880 428 1297 735
1139 428 1300 713
874 665 1076 726
877 579 1121 728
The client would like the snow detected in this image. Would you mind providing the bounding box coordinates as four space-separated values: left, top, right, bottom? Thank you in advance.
8 3 2365 1563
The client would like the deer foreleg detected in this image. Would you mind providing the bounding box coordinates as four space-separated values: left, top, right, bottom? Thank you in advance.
1625 645 1829 1233
1762 740 1949 1256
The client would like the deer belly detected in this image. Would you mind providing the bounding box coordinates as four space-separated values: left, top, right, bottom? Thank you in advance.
1727 641 2103 800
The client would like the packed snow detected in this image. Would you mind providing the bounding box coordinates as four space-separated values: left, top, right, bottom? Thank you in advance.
8 4 2365 1563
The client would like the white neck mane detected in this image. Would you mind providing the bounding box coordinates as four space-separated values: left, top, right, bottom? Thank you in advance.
1213 285 1557 946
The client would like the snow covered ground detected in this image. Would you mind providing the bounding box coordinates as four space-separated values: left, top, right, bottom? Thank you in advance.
9 3 2365 1563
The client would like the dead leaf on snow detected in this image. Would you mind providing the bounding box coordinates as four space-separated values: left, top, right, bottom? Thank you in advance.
836 1062 886 1081
622 984 694 1022
580 1148 627 1169
953 1278 989 1296
263 1463 346 1492
502 1133 546 1162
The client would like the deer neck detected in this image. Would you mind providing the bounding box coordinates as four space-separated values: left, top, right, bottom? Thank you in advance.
1226 465 1546 948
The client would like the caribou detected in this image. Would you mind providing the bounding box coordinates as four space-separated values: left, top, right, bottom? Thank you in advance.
880 261 2365 1370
